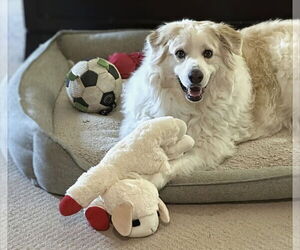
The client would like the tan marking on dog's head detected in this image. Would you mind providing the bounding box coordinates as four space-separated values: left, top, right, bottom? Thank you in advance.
147 22 184 47
215 23 242 55
209 23 242 69
146 22 185 64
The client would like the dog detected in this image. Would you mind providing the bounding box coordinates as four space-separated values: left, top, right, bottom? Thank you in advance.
120 19 299 188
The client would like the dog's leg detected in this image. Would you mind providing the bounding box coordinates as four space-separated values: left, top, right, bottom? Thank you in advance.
146 148 204 190
119 115 154 139
168 138 236 178
168 148 204 178
119 116 137 139
148 137 235 189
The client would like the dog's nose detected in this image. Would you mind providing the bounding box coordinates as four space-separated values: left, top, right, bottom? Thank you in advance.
188 69 203 84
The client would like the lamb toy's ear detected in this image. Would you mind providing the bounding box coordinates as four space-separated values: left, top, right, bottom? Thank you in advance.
158 198 170 223
111 201 133 237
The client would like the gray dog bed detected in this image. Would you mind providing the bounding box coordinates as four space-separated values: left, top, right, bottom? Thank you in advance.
8 30 292 203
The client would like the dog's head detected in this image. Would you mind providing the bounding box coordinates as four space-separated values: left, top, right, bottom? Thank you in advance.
145 20 242 103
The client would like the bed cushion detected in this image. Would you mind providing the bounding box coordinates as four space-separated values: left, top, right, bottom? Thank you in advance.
8 30 292 203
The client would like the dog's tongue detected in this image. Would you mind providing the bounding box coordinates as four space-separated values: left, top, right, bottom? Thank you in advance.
188 86 203 97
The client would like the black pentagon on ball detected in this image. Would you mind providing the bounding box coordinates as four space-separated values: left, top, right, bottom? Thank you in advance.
108 65 120 80
73 97 89 107
80 70 98 87
73 97 89 112
100 91 116 107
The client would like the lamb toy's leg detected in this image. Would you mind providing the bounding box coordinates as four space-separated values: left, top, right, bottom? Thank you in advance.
59 166 117 216
84 197 110 231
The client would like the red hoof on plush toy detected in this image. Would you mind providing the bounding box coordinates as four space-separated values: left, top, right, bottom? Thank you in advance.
59 195 82 216
85 206 110 231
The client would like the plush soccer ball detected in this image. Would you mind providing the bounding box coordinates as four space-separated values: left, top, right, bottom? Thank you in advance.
65 58 122 115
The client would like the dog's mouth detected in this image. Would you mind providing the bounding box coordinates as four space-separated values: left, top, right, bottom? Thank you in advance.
177 76 205 102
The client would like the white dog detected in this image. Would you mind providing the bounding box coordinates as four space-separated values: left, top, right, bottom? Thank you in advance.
120 19 299 188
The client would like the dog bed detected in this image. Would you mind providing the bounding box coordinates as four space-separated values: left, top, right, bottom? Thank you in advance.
8 30 292 203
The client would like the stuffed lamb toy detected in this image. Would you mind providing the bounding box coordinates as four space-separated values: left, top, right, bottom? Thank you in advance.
59 117 194 237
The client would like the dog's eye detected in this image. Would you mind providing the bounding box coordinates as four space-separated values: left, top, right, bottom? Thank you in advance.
203 49 213 58
132 219 141 227
175 50 186 59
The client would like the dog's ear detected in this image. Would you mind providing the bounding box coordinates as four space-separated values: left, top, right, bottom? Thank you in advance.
146 30 162 48
146 23 181 64
146 24 180 48
215 23 242 55
146 30 167 64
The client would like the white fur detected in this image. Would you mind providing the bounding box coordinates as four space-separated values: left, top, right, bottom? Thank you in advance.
120 19 299 176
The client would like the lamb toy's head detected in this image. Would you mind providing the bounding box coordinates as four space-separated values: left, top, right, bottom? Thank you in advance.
102 178 170 237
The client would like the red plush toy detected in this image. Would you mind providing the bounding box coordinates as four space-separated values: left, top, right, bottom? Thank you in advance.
108 52 144 79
